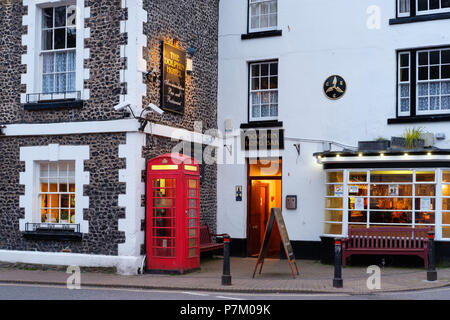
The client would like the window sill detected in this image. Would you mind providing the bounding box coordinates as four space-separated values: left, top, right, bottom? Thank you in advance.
389 12 450 25
23 99 84 111
241 30 282 40
388 114 450 124
23 230 83 241
240 120 283 129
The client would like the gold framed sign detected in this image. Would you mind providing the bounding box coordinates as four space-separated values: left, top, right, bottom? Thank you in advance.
161 42 186 114
323 75 346 100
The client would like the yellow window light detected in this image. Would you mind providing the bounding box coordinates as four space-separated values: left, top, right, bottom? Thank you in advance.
151 165 178 170
184 165 198 172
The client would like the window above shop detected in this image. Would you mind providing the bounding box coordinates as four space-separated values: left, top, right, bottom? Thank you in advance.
248 61 279 122
391 0 450 24
390 46 450 123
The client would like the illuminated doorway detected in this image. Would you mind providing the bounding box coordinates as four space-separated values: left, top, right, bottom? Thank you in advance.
247 159 282 258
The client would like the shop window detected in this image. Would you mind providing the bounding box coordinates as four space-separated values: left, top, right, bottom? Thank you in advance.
248 0 278 33
39 161 76 224
249 61 278 122
323 169 439 237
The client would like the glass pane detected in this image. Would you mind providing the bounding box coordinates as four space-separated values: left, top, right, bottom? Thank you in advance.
67 5 77 26
442 65 450 79
415 212 435 224
325 197 343 209
442 50 450 64
443 227 450 239
400 84 410 97
400 98 410 112
55 6 66 27
430 66 439 80
430 51 440 64
270 76 278 89
42 30 53 50
419 52 429 65
270 63 278 75
327 171 343 183
415 184 435 196
55 74 67 93
67 28 76 48
418 0 428 11
261 64 269 76
324 223 342 235
251 64 260 77
418 97 429 111
42 8 53 29
261 104 269 117
370 171 413 183
418 83 429 96
349 211 367 223
400 69 409 82
418 67 428 81
42 74 54 94
414 198 435 210
430 0 440 9
443 211 450 224
370 198 412 210
443 96 450 110
43 53 54 73
349 197 368 209
54 28 66 49
324 210 343 222
68 72 76 92
348 185 368 196
370 211 412 224
400 53 409 67
416 171 435 182
261 77 268 90
55 52 67 72
41 209 49 223
349 172 367 182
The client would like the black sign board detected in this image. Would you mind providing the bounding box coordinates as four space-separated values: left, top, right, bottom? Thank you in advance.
161 42 186 115
241 129 284 151
253 207 299 278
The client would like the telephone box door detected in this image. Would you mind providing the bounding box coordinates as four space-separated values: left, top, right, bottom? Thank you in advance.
147 175 181 271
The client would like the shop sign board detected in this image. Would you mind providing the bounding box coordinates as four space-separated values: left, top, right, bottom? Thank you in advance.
161 42 186 114
241 129 285 151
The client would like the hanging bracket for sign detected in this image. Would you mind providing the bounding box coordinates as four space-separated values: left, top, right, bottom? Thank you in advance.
252 207 300 279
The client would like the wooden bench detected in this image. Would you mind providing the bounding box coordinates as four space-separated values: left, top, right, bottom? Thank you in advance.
200 223 229 253
342 226 431 268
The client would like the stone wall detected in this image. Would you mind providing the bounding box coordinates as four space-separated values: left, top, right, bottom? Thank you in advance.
0 0 127 124
0 133 126 255
143 0 219 132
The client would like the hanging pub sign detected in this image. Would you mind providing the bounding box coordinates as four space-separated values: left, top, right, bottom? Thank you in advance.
241 129 285 151
161 42 186 115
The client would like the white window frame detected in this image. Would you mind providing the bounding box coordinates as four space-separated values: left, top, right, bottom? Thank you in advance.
21 0 89 104
248 0 278 33
38 161 76 224
416 0 450 15
323 169 448 240
398 0 411 17
416 48 450 115
398 51 411 117
19 144 90 233
39 4 77 98
249 61 279 122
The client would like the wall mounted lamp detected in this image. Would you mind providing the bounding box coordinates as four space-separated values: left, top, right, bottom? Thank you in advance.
186 47 195 75
0 125 5 136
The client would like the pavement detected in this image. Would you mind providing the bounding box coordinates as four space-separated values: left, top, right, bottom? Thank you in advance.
0 257 449 294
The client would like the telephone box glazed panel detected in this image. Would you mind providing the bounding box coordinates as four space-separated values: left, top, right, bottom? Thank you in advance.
146 154 200 274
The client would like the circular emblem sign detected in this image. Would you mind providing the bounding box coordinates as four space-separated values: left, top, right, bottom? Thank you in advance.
323 75 346 100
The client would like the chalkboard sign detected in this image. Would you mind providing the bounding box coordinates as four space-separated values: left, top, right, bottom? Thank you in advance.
252 207 299 278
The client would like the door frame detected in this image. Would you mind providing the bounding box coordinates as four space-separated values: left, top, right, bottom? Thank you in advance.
246 157 282 257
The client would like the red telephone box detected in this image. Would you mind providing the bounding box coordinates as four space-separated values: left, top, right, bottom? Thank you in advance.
146 153 200 273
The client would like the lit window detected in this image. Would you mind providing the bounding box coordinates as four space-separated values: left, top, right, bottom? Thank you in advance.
39 161 76 224
323 170 439 236
41 5 77 95
249 61 278 121
249 0 277 33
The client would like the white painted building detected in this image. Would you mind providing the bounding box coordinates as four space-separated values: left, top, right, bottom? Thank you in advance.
217 0 450 261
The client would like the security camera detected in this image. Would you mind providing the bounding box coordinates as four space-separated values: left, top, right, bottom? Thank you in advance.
147 103 164 115
114 101 132 112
